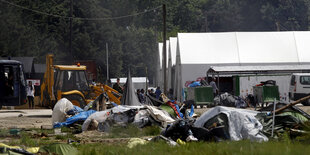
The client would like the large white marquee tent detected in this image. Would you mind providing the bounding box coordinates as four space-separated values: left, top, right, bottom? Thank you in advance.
173 31 310 101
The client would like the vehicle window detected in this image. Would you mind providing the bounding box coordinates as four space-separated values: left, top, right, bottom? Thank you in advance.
78 71 88 90
1 65 18 97
290 75 295 85
300 76 310 85
55 70 64 90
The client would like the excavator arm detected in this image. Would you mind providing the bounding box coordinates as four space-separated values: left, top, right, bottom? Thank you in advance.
91 84 122 105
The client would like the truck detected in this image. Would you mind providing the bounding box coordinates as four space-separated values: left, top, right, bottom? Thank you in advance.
0 60 27 109
40 54 121 108
289 73 310 106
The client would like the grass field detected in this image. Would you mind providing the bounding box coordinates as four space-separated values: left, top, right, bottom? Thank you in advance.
1 126 310 155
78 141 310 155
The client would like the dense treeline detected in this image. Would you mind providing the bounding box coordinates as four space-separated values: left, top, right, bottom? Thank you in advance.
0 0 309 83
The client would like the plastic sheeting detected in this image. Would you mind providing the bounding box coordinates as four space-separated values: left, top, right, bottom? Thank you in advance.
145 105 175 127
194 106 268 142
52 98 74 125
82 109 112 131
82 105 175 131
121 71 142 106
54 110 96 128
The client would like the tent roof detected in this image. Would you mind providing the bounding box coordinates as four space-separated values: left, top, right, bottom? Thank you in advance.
177 31 310 65
207 65 310 75
169 37 177 65
1 57 34 73
158 41 169 68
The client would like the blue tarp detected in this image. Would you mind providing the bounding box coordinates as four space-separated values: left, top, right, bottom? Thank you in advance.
54 110 96 128
66 106 84 115
188 81 201 87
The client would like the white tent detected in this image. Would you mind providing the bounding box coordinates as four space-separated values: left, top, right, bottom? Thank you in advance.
174 31 310 101
169 37 177 66
156 41 170 91
111 77 149 90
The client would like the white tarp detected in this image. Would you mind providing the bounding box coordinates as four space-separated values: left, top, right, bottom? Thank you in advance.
52 98 74 125
194 106 268 142
82 109 111 131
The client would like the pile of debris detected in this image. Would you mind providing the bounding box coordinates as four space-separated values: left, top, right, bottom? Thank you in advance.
50 72 310 146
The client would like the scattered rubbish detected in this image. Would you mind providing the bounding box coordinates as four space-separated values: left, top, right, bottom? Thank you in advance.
127 138 148 148
176 138 186 145
0 143 39 154
18 114 23 117
151 135 178 146
194 106 268 142
9 128 21 136
214 93 247 108
41 125 53 130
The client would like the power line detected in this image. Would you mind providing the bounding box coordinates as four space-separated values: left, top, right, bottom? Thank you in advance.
0 0 161 21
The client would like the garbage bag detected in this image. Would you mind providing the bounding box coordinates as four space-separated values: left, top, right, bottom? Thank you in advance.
52 98 74 125
214 93 247 108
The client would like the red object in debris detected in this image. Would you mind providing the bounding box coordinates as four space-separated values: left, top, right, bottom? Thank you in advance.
166 101 181 118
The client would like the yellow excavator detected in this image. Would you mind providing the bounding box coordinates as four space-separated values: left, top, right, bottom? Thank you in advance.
40 54 122 108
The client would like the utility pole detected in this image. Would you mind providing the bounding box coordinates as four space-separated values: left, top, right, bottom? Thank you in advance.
276 21 280 31
69 0 73 61
106 43 109 85
162 4 167 94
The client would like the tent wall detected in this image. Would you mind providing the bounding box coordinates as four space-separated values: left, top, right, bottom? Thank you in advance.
173 31 310 102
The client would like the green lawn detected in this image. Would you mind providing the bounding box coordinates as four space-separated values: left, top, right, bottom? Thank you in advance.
78 141 310 155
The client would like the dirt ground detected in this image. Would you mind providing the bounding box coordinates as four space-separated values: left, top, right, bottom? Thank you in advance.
0 116 51 129
0 105 310 129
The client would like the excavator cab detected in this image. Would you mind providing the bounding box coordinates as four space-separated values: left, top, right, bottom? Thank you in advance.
53 65 90 107
41 54 122 109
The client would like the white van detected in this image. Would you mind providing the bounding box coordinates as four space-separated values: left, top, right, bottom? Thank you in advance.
289 73 310 106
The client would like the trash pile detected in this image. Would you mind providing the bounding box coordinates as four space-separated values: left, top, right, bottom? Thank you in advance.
50 72 310 147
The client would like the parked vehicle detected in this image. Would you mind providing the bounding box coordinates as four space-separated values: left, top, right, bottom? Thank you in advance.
0 60 27 109
289 73 310 106
40 54 122 109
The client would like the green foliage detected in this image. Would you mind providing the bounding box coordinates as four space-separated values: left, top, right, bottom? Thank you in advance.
1 0 310 82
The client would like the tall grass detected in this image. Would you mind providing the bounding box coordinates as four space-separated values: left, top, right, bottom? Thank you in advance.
77 141 310 155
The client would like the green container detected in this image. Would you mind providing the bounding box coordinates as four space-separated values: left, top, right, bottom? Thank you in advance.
194 86 214 105
253 86 279 103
